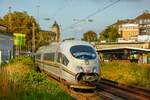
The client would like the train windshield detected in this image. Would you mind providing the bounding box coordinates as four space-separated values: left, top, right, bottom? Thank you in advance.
70 45 96 60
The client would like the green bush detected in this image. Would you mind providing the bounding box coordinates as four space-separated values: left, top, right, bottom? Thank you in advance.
10 56 35 69
0 70 73 100
12 71 72 99
0 56 73 100
101 61 150 88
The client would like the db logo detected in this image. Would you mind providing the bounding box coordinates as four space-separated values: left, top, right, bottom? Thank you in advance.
85 60 89 65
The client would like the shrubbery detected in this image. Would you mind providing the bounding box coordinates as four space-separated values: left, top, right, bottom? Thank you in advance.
101 61 150 88
0 56 73 100
10 56 35 68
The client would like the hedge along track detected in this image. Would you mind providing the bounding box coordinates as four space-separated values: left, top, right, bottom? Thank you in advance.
96 78 150 100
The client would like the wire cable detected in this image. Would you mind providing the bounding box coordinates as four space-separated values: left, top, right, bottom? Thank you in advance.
50 0 72 22
62 0 120 32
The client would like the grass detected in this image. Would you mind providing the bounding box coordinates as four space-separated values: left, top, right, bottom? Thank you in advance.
0 56 73 100
101 61 150 88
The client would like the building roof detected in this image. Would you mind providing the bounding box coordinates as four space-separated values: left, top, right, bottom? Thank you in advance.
97 46 150 52
0 32 13 37
113 19 135 26
135 12 150 20
0 24 8 31
40 30 51 33
40 30 56 35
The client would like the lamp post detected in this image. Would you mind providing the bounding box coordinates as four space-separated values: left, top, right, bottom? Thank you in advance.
32 22 35 53
31 5 40 54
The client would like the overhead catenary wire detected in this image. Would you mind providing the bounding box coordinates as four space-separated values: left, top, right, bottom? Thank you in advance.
50 0 72 22
62 0 121 33
41 0 72 30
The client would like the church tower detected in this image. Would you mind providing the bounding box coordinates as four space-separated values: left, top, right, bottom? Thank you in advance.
51 21 60 42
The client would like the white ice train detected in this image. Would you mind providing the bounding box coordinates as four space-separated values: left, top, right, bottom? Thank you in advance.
35 40 101 89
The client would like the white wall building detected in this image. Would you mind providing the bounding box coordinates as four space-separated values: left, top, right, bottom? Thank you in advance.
138 35 150 42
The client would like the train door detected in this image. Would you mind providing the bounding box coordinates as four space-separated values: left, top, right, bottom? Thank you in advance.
35 53 43 71
40 54 44 71
43 52 56 75
57 52 69 79
57 52 63 78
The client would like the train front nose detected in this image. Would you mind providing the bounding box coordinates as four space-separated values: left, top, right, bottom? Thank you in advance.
75 72 99 83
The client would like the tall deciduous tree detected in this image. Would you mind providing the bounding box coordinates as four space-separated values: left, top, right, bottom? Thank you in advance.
38 31 56 47
3 11 40 51
99 26 119 42
82 30 97 42
0 17 3 25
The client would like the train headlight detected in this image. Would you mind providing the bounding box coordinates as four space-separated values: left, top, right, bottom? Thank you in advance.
76 66 84 72
93 67 98 73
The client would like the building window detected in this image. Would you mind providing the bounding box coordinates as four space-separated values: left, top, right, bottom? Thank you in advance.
144 19 146 23
139 20 142 24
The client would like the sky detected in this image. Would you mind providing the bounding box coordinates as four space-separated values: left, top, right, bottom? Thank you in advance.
0 0 150 40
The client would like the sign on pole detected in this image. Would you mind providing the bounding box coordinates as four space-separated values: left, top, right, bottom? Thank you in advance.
14 33 26 46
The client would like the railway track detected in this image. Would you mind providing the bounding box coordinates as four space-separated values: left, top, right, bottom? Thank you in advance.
43 70 150 100
45 72 100 100
96 78 150 100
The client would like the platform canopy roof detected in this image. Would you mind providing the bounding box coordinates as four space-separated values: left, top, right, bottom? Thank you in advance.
97 47 150 52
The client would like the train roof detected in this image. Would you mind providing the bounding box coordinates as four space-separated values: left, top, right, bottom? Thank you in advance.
36 40 93 54
61 40 92 47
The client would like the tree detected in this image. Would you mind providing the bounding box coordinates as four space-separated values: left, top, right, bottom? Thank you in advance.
82 30 97 42
99 26 119 42
0 17 3 25
38 31 56 47
2 11 40 51
0 17 7 33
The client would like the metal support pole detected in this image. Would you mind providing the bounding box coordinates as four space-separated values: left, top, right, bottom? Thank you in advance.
8 6 12 31
32 22 35 53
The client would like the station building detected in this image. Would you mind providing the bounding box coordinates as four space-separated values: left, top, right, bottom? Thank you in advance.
97 46 150 64
0 24 13 65
93 42 150 64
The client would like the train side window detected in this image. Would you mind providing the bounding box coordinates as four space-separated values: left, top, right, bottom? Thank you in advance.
62 55 69 66
57 52 62 63
43 53 55 61
57 52 69 66
36 54 41 60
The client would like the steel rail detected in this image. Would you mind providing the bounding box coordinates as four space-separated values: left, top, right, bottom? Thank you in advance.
96 78 150 100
